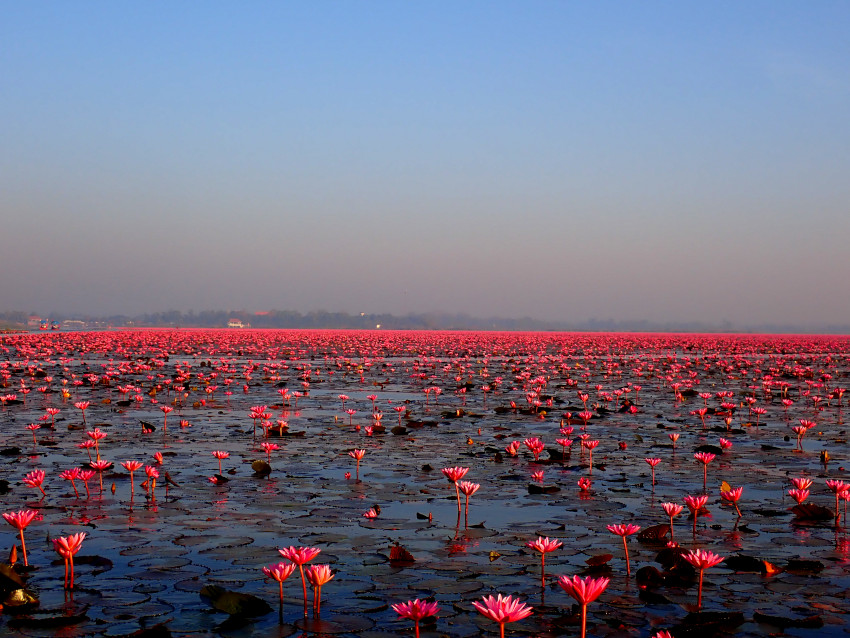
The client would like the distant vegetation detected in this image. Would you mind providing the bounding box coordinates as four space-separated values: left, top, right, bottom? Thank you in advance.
0 309 847 334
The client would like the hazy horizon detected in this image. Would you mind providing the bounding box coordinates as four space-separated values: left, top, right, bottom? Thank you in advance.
3 3 849 327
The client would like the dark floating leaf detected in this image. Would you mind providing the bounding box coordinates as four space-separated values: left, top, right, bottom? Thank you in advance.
200 584 272 617
527 483 560 494
251 460 271 477
140 421 156 433
0 447 21 457
638 588 671 605
694 444 723 455
724 554 770 573
751 508 788 518
791 504 834 522
0 479 9 495
637 524 670 543
7 608 87 627
681 611 745 628
635 565 663 588
388 544 415 565
3 587 39 610
753 611 824 629
0 563 25 591
785 558 824 574
127 621 173 637
391 425 407 435
586 553 613 567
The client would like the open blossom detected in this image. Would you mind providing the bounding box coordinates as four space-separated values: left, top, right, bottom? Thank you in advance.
392 598 440 620
791 477 813 490
279 545 321 565
683 548 725 570
23 469 46 495
472 593 533 625
526 536 563 554
788 488 809 505
558 575 609 638
263 561 296 583
305 563 334 586
458 481 480 497
684 494 708 512
607 523 640 537
558 574 609 605
441 466 469 482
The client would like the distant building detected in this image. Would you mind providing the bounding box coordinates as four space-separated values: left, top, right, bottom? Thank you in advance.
227 319 250 328
27 315 42 328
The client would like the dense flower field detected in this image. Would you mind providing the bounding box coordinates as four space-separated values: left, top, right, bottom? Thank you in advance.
1 329 849 637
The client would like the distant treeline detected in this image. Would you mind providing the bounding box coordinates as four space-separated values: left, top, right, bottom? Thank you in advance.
1 310 848 334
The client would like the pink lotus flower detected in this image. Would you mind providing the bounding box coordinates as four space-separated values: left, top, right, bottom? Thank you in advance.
682 549 724 609
607 524 641 574
720 486 743 517
472 594 533 638
523 437 545 461
684 494 709 533
392 598 440 638
60 467 82 498
457 480 480 526
279 545 321 617
791 477 813 490
23 469 46 496
212 450 230 474
262 561 296 604
53 532 86 589
645 457 660 486
526 536 563 586
558 575 609 638
788 488 809 505
662 502 683 539
694 452 715 489
442 466 470 512
2 509 38 566
305 564 334 615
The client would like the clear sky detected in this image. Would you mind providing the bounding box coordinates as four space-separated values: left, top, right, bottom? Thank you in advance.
2 2 849 327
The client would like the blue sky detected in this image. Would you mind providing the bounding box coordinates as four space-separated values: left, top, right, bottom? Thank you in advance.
2 2 848 327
